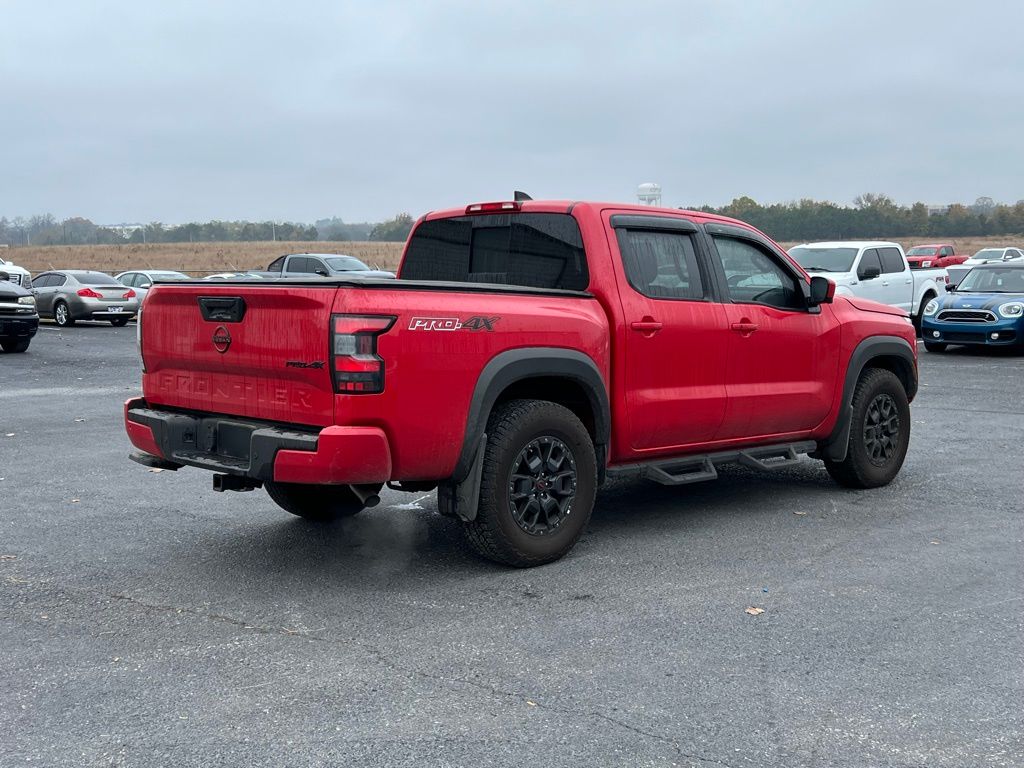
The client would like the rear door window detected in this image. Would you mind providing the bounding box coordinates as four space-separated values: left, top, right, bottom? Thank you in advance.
879 247 905 273
50 274 67 287
288 257 313 274
616 230 705 300
402 213 588 290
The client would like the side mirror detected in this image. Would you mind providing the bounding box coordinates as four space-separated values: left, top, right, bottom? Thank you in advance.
314 269 328 277
808 275 835 306
0 271 9 281
859 265 881 280
946 283 957 292
140 281 152 289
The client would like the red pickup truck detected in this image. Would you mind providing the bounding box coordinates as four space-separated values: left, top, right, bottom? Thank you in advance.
905 243 968 269
125 200 918 566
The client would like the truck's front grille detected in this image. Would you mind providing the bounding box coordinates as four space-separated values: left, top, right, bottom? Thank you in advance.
936 309 996 323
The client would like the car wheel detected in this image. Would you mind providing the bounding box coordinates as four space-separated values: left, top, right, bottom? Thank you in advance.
914 293 936 331
462 399 597 567
923 341 947 353
0 339 30 353
824 368 911 489
110 317 130 327
264 481 369 521
54 301 75 327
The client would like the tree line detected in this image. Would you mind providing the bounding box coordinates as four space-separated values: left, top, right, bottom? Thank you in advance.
0 213 415 246
692 195 1024 242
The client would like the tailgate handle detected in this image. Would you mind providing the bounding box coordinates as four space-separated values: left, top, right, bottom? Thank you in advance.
198 296 246 323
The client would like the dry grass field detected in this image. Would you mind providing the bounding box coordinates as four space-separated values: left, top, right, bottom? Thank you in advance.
3 235 1021 277
4 241 405 275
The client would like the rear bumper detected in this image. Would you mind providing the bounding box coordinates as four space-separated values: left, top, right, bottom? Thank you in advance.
124 398 392 484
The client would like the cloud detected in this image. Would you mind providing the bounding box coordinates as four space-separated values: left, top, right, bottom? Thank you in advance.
2 0 1021 222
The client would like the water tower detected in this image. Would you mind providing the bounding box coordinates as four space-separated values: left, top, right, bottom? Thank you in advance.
637 182 662 206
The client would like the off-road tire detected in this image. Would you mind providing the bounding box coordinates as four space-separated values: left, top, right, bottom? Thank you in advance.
0 339 30 353
462 399 597 567
824 368 910 489
923 341 947 353
264 481 366 521
54 301 75 327
110 317 131 327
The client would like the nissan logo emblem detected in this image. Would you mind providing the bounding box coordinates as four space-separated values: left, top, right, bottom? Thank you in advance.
212 325 231 353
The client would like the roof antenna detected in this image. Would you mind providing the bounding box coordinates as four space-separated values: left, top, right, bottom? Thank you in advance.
513 190 533 202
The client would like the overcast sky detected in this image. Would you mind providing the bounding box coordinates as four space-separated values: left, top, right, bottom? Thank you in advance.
3 0 1022 223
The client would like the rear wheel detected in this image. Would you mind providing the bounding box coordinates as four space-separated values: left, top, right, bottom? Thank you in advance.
0 339 30 353
110 317 130 327
923 341 947 353
54 301 74 327
824 368 910 489
264 481 369 521
462 399 597 567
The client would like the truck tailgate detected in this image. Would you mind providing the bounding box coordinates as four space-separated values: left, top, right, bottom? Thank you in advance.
141 283 338 427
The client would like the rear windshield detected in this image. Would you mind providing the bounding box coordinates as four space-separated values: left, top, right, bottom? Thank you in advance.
75 273 120 285
401 213 589 291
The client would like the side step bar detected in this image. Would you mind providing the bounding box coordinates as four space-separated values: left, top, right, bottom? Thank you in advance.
607 441 817 486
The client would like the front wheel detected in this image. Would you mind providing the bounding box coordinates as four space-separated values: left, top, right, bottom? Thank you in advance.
824 368 911 489
54 301 75 327
1 339 30 353
923 341 947 353
462 399 597 567
264 481 370 521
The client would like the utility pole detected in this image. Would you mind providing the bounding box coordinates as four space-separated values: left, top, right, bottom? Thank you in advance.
272 221 276 242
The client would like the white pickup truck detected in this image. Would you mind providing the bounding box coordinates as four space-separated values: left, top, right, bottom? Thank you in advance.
0 257 33 289
788 241 947 323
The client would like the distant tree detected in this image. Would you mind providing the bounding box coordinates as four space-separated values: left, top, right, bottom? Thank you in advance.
369 213 414 242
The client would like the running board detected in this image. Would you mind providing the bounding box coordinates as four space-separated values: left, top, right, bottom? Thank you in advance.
607 441 817 486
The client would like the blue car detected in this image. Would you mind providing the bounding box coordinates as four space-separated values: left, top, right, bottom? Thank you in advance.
921 263 1024 352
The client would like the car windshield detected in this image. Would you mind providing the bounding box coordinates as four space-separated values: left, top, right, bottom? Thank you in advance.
957 268 1024 293
907 247 938 256
151 271 189 280
75 273 120 285
972 249 1004 260
788 247 859 272
325 256 369 271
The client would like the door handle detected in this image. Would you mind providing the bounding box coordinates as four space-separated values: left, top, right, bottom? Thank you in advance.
881 281 890 286
730 321 759 335
630 318 663 335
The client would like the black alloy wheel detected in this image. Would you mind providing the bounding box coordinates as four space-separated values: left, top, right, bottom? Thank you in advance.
863 393 900 466
508 436 578 536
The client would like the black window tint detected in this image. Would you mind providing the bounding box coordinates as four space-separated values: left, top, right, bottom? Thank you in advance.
940 246 952 257
401 213 588 291
879 247 904 273
617 229 704 300
32 274 51 287
858 249 882 277
267 256 285 273
288 257 313 274
712 237 803 310
51 274 67 287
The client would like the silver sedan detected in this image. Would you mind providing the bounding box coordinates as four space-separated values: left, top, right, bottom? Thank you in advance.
32 270 141 327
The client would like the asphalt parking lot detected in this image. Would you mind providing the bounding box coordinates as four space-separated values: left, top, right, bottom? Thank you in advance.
1 323 1022 767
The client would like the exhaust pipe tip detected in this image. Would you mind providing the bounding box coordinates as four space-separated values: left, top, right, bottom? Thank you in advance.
349 484 382 508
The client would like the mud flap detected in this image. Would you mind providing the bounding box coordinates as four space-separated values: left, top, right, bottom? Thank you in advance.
437 433 487 522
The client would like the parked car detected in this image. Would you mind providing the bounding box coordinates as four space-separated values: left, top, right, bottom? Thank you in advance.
905 243 968 269
947 247 1024 289
788 241 947 323
125 199 918 567
115 270 190 303
33 270 140 327
263 253 395 279
0 270 39 352
921 263 1024 352
0 257 33 289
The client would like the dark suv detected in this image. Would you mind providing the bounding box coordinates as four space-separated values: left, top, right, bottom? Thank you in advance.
0 271 39 353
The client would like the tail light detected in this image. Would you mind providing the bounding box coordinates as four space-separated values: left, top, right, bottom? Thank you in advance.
77 287 103 298
465 201 520 214
123 288 136 299
330 314 395 393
